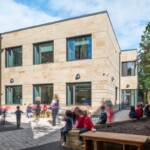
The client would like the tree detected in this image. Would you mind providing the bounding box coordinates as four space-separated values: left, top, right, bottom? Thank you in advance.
138 22 150 102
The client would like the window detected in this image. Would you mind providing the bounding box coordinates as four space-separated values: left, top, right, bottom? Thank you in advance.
33 42 53 64
122 62 136 76
6 86 22 104
67 35 92 61
33 84 53 104
122 90 135 108
67 83 91 106
6 46 22 67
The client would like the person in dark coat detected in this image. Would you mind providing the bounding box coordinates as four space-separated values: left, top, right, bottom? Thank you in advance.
129 106 137 120
97 106 107 124
144 104 150 117
15 106 23 128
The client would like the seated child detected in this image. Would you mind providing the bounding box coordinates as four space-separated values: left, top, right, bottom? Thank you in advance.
72 107 80 125
129 106 137 120
61 110 73 146
135 104 143 119
144 104 150 117
75 109 85 129
97 106 107 124
77 110 95 145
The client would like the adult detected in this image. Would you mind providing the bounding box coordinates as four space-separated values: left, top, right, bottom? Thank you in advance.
51 94 59 126
144 104 150 117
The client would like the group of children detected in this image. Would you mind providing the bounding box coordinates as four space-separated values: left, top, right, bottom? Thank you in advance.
60 107 95 146
129 103 150 120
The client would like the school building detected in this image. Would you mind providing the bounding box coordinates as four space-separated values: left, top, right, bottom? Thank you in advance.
0 11 138 112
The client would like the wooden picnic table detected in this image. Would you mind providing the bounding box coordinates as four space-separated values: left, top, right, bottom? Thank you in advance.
81 131 148 150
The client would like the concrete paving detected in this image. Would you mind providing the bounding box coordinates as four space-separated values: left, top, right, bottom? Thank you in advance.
0 110 129 150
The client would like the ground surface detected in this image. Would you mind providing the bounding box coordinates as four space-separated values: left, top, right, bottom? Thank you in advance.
0 110 129 150
98 118 150 136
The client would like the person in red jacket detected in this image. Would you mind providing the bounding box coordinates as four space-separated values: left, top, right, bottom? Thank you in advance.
77 110 95 145
135 104 143 119
75 109 85 129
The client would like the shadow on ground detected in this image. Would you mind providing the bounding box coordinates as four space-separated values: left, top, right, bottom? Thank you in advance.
22 141 72 150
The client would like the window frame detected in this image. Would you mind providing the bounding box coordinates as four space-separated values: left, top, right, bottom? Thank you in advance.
66 34 92 61
33 83 53 104
5 46 22 68
33 41 54 65
5 85 22 105
122 61 136 77
66 82 92 106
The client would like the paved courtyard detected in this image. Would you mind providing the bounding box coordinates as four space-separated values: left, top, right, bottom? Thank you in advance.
0 109 129 150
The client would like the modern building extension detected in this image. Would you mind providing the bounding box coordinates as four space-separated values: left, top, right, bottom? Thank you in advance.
0 11 137 111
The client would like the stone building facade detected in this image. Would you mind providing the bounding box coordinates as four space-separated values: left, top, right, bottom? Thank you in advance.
0 11 137 111
121 49 138 108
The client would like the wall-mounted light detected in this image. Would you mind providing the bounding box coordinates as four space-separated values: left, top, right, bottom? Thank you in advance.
111 76 115 82
75 74 80 80
10 78 14 83
126 84 130 88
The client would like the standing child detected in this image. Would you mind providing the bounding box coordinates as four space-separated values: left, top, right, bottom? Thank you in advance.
61 110 73 146
97 106 107 124
129 106 137 120
26 104 32 118
35 103 41 124
15 106 23 128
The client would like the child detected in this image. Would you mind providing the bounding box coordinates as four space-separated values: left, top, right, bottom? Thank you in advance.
144 104 150 117
129 106 137 120
15 106 23 128
97 106 107 124
107 104 114 123
72 107 80 125
139 103 144 117
75 109 85 129
35 103 41 124
61 110 73 146
135 104 143 119
77 110 95 145
26 104 32 118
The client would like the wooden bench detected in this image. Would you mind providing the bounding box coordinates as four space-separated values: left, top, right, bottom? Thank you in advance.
81 131 148 150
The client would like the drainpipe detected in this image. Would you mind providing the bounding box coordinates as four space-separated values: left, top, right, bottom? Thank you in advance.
0 34 2 106
119 51 121 110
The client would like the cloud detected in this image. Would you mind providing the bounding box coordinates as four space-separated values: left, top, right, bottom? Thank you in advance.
48 0 150 49
0 0 60 33
0 0 150 50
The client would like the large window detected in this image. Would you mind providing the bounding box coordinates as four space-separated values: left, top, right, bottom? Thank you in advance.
33 41 53 64
6 46 22 67
67 35 92 61
122 61 136 76
6 86 22 104
33 84 53 104
67 83 91 106
122 90 135 108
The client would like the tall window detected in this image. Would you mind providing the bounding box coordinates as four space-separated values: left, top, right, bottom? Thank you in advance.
67 83 91 106
6 86 22 104
6 46 22 67
122 90 135 107
33 41 53 64
122 61 136 76
67 35 92 61
33 84 53 104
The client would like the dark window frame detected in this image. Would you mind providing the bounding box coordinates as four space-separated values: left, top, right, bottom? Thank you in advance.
66 82 92 106
66 34 92 61
33 41 54 65
5 85 22 105
122 61 136 76
5 46 22 68
33 83 53 104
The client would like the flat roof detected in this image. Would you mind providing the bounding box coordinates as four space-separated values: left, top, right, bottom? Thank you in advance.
121 49 137 52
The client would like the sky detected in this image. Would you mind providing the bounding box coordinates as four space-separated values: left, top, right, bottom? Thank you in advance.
0 0 150 50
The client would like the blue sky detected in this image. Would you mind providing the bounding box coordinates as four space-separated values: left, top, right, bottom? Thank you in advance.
0 0 150 50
